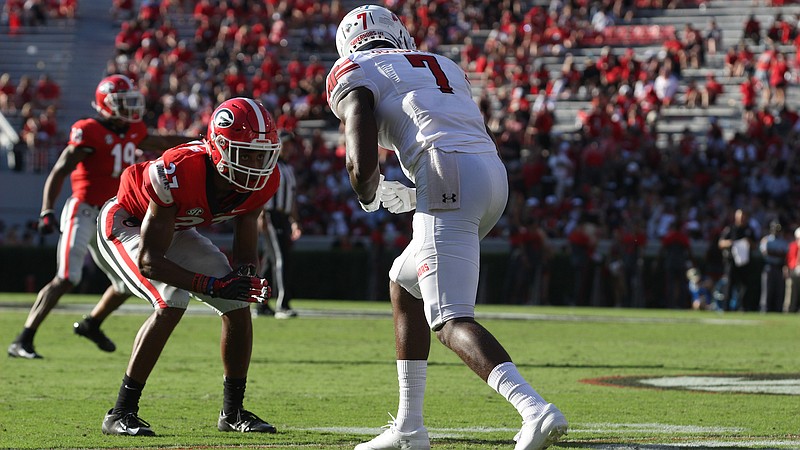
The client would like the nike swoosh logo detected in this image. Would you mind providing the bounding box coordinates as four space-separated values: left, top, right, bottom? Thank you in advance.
230 208 248 214
126 427 140 435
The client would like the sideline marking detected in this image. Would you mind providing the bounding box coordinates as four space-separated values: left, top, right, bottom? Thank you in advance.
304 423 744 435
583 373 800 395
0 302 763 325
299 425 800 448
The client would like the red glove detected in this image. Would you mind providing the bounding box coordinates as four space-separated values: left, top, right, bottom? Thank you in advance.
192 265 271 302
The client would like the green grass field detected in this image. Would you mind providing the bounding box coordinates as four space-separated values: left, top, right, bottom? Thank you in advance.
1 293 799 449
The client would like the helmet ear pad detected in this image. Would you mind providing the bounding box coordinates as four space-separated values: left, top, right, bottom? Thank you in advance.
335 5 416 58
206 97 282 192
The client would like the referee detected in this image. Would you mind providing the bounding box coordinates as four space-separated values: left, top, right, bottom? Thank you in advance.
256 131 302 318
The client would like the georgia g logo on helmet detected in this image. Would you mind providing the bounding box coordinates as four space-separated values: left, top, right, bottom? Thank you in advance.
213 108 235 128
97 81 116 94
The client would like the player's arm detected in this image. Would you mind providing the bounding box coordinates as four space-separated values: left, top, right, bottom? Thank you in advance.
718 228 732 250
138 200 268 301
41 144 88 213
231 208 261 270
289 198 302 240
137 200 197 289
337 86 381 206
138 134 197 153
37 144 90 233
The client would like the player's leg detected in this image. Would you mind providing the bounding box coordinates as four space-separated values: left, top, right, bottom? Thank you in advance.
432 154 566 450
354 279 431 450
73 232 131 352
274 214 296 316
267 217 294 317
172 229 276 433
390 279 430 429
100 306 184 437
256 218 278 316
353 219 432 450
97 199 189 435
73 285 129 352
215 305 275 433
8 198 90 359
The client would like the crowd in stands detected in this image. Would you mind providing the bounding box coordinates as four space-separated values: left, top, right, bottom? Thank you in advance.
4 0 800 311
0 72 63 172
2 0 77 33
2 0 74 172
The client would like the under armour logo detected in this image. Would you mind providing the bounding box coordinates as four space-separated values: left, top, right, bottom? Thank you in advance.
442 193 457 203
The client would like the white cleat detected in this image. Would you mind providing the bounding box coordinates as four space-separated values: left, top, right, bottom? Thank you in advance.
513 403 568 450
355 420 430 450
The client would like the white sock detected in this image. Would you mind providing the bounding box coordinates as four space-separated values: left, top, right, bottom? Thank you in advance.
487 361 548 423
395 360 427 432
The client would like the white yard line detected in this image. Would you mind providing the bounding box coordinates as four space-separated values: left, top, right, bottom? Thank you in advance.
300 424 800 448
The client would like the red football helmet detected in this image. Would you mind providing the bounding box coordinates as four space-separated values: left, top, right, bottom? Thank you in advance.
92 74 144 123
206 97 281 192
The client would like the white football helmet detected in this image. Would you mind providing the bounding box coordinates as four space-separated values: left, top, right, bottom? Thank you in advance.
335 4 416 58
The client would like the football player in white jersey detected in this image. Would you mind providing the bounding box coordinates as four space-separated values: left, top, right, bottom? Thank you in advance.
326 5 568 450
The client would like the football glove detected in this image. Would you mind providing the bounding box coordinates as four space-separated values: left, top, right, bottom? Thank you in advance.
359 174 384 213
193 266 271 303
380 180 417 214
38 210 59 235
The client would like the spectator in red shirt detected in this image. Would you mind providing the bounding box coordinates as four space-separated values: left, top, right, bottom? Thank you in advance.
740 76 758 111
193 0 216 21
223 65 248 96
275 103 298 133
251 69 273 100
567 219 597 306
0 73 16 113
114 20 140 55
38 105 58 141
619 220 647 307
744 14 761 44
14 75 34 110
784 228 800 312
701 73 723 108
660 221 691 309
111 0 134 23
34 73 60 108
530 102 555 152
724 46 740 77
768 51 790 108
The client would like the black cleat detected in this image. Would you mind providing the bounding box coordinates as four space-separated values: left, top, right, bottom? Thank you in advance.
74 317 116 352
254 303 275 317
102 409 155 436
218 409 277 433
7 342 42 359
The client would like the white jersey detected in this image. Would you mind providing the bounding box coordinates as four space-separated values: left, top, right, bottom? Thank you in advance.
326 49 494 181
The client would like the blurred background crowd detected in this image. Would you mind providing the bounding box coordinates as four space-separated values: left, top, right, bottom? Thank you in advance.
2 0 800 312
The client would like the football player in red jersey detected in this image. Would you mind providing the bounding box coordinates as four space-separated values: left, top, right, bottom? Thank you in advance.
8 74 194 359
96 97 280 436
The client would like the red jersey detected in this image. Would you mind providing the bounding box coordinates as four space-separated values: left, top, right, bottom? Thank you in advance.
116 144 280 230
68 118 148 206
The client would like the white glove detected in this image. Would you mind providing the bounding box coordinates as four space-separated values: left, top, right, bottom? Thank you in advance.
380 180 417 214
359 174 384 212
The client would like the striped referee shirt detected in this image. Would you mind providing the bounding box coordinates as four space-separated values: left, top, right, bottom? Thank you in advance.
264 160 296 215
